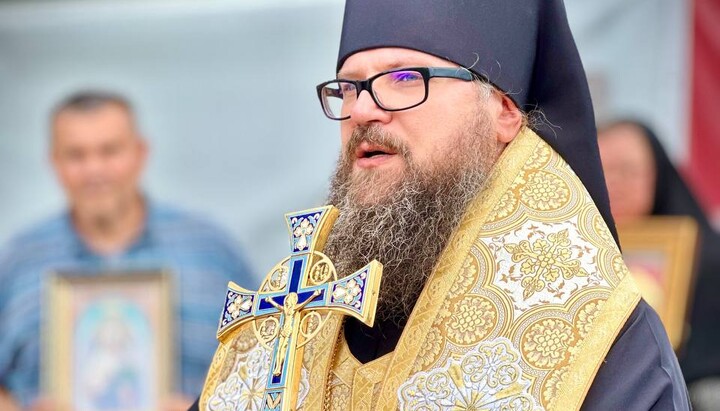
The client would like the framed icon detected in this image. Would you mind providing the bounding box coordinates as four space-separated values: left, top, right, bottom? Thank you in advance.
617 216 699 349
43 270 172 411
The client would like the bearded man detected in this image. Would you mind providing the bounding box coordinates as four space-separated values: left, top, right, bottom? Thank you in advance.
191 1 689 409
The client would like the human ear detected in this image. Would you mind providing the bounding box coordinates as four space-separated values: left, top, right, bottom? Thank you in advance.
494 93 523 144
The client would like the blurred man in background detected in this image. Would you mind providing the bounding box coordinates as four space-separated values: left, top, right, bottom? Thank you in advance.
599 119 720 411
0 91 252 411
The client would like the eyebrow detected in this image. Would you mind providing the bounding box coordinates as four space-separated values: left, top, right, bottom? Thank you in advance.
337 59 429 79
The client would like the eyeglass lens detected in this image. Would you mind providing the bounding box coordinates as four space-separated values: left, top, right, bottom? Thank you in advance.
320 69 426 119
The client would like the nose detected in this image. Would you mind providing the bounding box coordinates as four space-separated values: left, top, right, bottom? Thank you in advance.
348 90 392 126
83 152 105 174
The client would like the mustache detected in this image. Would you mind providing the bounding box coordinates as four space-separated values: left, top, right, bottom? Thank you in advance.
342 125 411 164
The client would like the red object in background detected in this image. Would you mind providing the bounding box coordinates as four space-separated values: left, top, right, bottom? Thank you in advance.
687 0 720 223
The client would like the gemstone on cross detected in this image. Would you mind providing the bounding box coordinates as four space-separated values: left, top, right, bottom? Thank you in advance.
214 205 382 411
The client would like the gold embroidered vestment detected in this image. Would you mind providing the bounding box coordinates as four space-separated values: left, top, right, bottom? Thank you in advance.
200 128 641 410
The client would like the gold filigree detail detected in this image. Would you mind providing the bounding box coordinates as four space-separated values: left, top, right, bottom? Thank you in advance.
526 144 552 169
446 295 497 346
575 300 605 339
307 252 337 286
300 311 321 336
414 327 444 371
505 229 589 299
487 190 519 222
448 255 479 297
434 299 453 324
233 327 259 354
298 311 332 349
542 366 569 407
310 262 332 285
522 319 576 369
253 316 280 350
593 213 615 246
207 344 271 411
262 260 290 292
218 328 262 390
612 254 630 280
328 381 350 410
398 338 542 410
519 171 571 211
202 130 643 411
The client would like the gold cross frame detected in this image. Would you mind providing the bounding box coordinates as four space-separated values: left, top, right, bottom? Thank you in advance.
216 206 382 411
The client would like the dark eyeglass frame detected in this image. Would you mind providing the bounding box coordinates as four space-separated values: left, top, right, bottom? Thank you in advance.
316 66 474 120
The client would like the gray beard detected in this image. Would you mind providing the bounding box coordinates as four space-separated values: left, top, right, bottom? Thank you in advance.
324 112 499 326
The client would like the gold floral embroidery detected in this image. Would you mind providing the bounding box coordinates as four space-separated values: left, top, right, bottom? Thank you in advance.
328 381 350 410
522 319 576 369
487 146 555 225
434 299 453 324
487 190 519 222
448 255 479 297
235 328 259 353
398 338 542 410
593 214 615 246
414 327 444 371
207 344 271 411
446 295 497 345
542 366 569 407
203 130 641 411
526 144 552 169
505 229 589 299
215 328 259 383
575 300 605 338
612 254 630 280
519 171 570 211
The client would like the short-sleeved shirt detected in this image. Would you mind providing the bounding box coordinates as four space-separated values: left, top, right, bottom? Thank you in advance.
0 202 253 406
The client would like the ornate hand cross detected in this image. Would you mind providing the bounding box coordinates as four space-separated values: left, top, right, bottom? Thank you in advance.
216 206 382 411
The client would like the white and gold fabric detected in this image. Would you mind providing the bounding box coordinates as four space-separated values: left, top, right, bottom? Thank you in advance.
199 127 641 410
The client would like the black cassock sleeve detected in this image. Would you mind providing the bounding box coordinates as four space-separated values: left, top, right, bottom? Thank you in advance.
582 299 690 410
188 397 199 411
187 300 689 411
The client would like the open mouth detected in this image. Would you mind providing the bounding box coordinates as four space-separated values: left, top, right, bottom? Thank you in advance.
363 150 388 158
356 141 397 159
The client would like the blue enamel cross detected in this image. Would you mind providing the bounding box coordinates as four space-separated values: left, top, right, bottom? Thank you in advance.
215 206 382 411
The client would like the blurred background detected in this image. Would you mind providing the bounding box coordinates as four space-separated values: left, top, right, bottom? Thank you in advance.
0 0 718 410
0 0 345 286
0 0 715 279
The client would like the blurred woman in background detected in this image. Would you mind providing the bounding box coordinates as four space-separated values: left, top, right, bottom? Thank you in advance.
598 119 720 410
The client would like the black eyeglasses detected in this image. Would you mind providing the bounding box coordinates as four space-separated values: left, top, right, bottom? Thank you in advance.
316 66 474 120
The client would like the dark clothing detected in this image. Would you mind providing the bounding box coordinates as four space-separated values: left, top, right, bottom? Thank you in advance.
583 300 690 410
625 121 720 383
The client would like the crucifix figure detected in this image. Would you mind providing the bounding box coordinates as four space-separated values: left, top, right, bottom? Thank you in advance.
265 290 321 376
214 206 382 411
